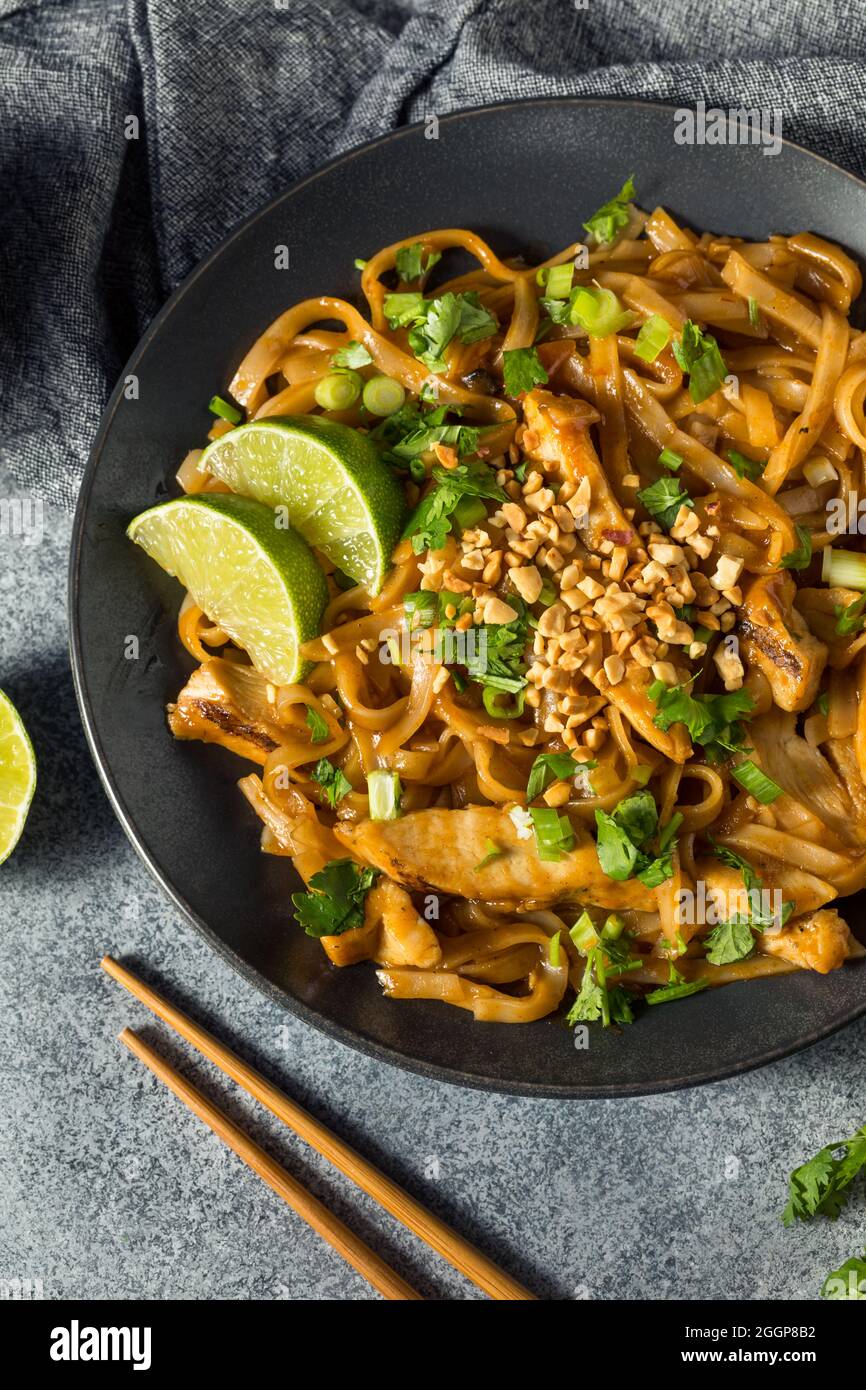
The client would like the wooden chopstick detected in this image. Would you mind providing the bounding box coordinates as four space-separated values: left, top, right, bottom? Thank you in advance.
119 1027 422 1300
102 955 535 1301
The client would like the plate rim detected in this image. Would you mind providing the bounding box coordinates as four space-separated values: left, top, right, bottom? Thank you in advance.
69 94 866 1099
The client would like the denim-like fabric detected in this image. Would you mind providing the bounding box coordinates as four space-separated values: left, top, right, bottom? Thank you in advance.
2 0 865 507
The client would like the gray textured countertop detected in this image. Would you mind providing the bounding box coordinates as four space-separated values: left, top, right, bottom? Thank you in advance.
2 458 865 1302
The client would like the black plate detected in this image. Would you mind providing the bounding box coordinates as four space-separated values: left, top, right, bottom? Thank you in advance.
70 98 866 1098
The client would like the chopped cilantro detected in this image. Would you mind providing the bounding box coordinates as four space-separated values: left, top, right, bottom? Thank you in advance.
502 346 548 397
583 176 636 245
637 476 694 531
672 320 728 403
648 681 754 761
310 758 352 808
305 707 329 744
291 860 379 938
779 524 812 571
402 461 506 553
331 340 373 370
395 242 442 282
782 1124 866 1225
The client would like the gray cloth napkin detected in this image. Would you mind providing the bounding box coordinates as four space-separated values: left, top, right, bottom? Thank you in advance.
2 0 864 508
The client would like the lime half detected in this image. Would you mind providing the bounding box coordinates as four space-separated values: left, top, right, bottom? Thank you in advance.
0 690 36 865
198 416 406 593
127 494 328 684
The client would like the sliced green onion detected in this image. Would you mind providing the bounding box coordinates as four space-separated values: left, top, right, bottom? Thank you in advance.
631 764 652 786
208 394 242 424
548 931 562 966
535 266 549 288
314 370 362 412
658 446 683 472
748 295 760 328
601 913 625 940
569 286 633 338
403 590 437 629
822 546 866 591
474 838 503 872
354 257 367 270
545 262 574 300
529 806 575 861
634 314 671 363
570 911 599 954
538 580 557 606
817 691 830 717
362 375 406 417
693 625 714 644
481 686 527 720
367 769 402 820
453 495 487 530
731 760 784 804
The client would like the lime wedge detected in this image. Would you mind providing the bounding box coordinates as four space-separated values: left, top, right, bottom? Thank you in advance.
198 416 406 593
127 494 328 684
0 690 36 865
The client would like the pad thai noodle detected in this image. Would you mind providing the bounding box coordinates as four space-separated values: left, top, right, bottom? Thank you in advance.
134 179 866 1030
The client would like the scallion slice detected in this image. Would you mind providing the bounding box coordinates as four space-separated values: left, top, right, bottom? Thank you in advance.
208 394 242 425
570 911 599 954
657 446 683 472
634 313 671 362
569 286 633 338
731 760 783 804
822 546 866 591
545 262 574 299
529 806 575 861
548 931 562 966
362 375 406 417
748 296 760 328
314 371 362 412
367 769 402 820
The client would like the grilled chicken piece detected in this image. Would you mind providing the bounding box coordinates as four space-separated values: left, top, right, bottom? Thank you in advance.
521 389 634 552
589 669 692 764
336 806 656 911
737 572 827 712
169 659 283 764
758 908 856 974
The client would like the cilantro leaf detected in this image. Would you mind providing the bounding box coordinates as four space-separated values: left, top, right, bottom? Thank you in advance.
502 347 549 397
779 523 812 571
566 945 635 1028
782 1125 866 1225
672 320 728 403
526 751 582 802
594 810 640 880
835 593 866 636
649 681 754 760
310 758 352 809
583 176 636 245
402 462 506 554
594 790 676 887
463 600 530 693
637 476 694 531
822 1251 866 1300
726 448 764 481
331 340 373 369
291 860 379 938
704 915 755 966
388 290 499 374
395 242 442 282
305 707 329 744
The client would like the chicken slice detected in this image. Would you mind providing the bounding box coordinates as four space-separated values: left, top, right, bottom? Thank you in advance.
758 907 857 974
335 806 656 911
319 878 441 969
737 572 827 712
521 389 634 552
169 658 284 763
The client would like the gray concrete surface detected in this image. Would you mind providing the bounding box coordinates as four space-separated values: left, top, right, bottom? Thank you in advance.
1 458 864 1301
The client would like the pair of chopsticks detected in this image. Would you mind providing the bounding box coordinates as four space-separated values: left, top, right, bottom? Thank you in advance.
101 956 535 1301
